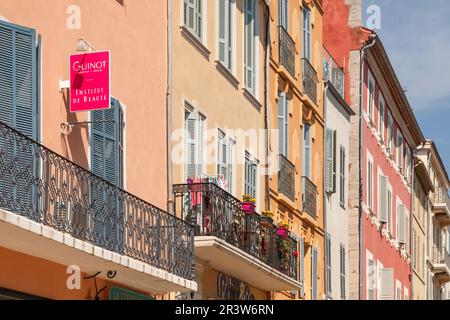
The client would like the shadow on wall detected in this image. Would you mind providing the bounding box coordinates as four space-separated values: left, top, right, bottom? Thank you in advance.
60 89 90 170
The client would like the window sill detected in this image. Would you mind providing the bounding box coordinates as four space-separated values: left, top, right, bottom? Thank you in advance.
215 60 239 89
243 87 262 112
180 25 210 61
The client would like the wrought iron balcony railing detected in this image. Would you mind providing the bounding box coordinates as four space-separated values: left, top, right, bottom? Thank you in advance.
432 246 450 271
323 48 345 98
302 176 317 219
278 26 296 78
0 121 195 281
173 182 298 280
302 58 318 104
278 154 295 201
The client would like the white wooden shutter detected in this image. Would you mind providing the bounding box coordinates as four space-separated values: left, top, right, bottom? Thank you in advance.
244 0 255 92
218 0 231 69
380 268 394 300
379 175 388 222
303 124 311 178
184 0 195 31
185 112 197 179
311 246 318 300
397 204 406 244
196 0 202 38
325 128 333 193
278 92 287 156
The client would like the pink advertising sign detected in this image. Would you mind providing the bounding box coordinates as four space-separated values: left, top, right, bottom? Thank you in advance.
70 51 110 112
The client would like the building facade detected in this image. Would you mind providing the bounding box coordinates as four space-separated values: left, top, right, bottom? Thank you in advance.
171 0 303 300
0 0 196 300
323 0 425 300
323 48 354 300
268 0 325 300
419 141 450 300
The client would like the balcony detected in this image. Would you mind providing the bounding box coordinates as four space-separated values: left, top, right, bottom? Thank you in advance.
302 176 317 219
0 122 196 293
302 58 318 104
278 154 295 202
278 26 296 78
323 48 345 98
431 247 450 285
173 182 301 291
432 187 450 226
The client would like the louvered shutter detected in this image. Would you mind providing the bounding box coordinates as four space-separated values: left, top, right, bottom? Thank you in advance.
227 138 233 193
196 0 202 38
379 175 388 222
91 100 123 249
185 112 197 179
325 128 334 193
299 238 305 297
244 0 255 92
218 0 232 69
278 92 287 156
303 124 311 178
397 204 406 243
311 246 318 300
405 211 409 250
0 21 37 214
279 0 289 30
367 259 375 300
380 268 394 300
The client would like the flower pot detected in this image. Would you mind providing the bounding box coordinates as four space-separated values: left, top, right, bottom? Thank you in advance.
241 201 256 215
259 216 274 228
276 227 289 239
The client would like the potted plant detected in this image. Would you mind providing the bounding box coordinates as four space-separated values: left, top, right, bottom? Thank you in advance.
276 222 290 239
241 194 256 215
259 211 274 227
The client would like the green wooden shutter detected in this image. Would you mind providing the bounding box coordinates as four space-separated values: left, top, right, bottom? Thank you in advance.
0 21 37 213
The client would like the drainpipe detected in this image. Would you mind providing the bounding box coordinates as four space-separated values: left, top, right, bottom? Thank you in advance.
264 0 271 212
358 34 377 300
323 80 329 299
410 154 415 300
167 0 174 214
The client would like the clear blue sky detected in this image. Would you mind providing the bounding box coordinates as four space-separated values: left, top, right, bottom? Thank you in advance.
362 0 450 172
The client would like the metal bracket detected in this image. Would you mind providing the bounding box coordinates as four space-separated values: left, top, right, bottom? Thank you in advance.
84 270 117 300
59 78 70 93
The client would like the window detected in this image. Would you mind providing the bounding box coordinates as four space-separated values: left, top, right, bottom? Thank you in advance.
325 234 332 296
367 259 376 300
184 0 203 39
217 130 234 193
279 0 289 30
278 92 289 157
325 128 337 194
311 246 318 300
367 76 375 124
397 131 404 172
0 21 39 210
185 107 205 179
218 0 233 70
302 8 311 61
379 95 385 141
244 152 257 199
340 146 346 207
244 0 256 94
367 158 374 210
340 244 346 300
303 123 312 178
387 111 394 154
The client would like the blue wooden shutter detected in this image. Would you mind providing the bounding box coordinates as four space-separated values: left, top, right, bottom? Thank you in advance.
278 92 288 157
0 21 37 213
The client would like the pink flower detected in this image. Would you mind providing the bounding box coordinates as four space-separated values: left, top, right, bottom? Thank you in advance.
293 251 299 257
